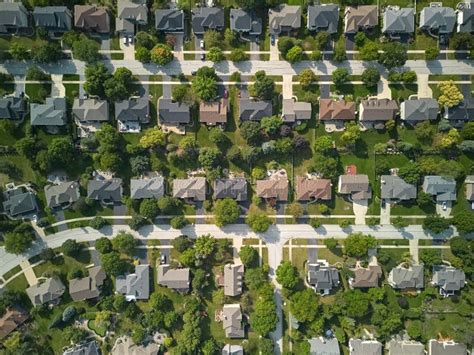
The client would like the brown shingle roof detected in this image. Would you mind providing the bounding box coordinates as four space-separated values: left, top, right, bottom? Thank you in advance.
344 5 378 33
359 99 398 122
351 265 382 288
295 176 332 201
319 99 356 121
0 307 28 339
74 5 110 33
256 179 288 201
199 98 228 124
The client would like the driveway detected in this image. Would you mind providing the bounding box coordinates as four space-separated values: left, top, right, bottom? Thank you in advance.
51 74 65 97
270 36 279 61
162 75 172 98
282 75 293 99
380 201 391 225
119 34 135 60
352 200 368 225
377 75 391 99
14 75 25 96
174 34 184 61
345 35 355 60
250 40 259 61
113 204 128 225
54 210 68 232
19 260 37 286
436 201 452 217
417 74 433 98
137 75 149 96
89 241 101 266
194 202 204 224
194 36 202 60
134 241 148 264
100 34 111 52
319 75 331 99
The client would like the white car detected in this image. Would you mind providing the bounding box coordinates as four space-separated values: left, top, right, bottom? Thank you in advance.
442 202 447 211
199 40 205 49
122 36 128 45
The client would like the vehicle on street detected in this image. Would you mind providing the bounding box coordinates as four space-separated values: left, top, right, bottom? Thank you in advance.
201 53 205 61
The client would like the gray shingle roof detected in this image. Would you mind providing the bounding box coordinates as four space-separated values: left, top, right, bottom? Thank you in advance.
388 264 424 289
387 340 425 355
73 98 109 122
351 265 382 288
213 178 248 201
155 9 184 32
157 264 190 292
26 278 65 306
230 9 262 35
222 344 244 355
309 337 340 355
87 179 123 202
115 97 149 123
0 96 27 120
269 4 301 35
0 3 29 32
432 265 465 292
191 7 224 35
419 7 456 34
63 340 100 355
222 304 244 338
382 8 415 34
400 98 439 123
445 98 474 123
30 97 67 126
282 99 312 122
158 98 190 124
130 177 165 199
380 175 417 201
69 266 106 301
457 3 474 33
116 264 150 300
224 264 244 296
44 181 80 209
239 98 272 121
338 175 372 200
2 188 38 217
349 339 383 355
307 262 339 292
173 177 206 201
422 176 456 202
33 6 72 31
307 4 339 34
428 340 467 355
116 0 148 33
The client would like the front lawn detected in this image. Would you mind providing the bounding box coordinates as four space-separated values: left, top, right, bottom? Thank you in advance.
25 83 51 103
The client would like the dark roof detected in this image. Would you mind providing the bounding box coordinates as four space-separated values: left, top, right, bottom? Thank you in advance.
33 6 72 31
239 98 272 121
158 98 190 124
307 4 339 34
458 4 474 33
380 175 417 201
30 97 67 126
87 179 123 202
422 175 456 202
44 181 80 208
307 262 339 292
432 265 465 292
191 7 224 35
157 264 190 292
382 7 415 34
130 177 165 199
69 266 106 301
115 97 149 123
0 97 27 120
419 6 456 34
230 9 262 35
256 178 289 201
74 5 110 33
73 98 109 122
351 265 382 288
116 264 150 300
349 339 383 355
0 307 28 339
445 98 474 123
400 98 439 123
213 178 248 201
2 187 38 217
0 3 29 31
155 9 184 32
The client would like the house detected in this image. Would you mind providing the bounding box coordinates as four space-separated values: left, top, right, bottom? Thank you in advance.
0 2 29 34
307 260 339 295
63 341 100 355
419 6 456 34
388 264 424 290
382 7 415 36
87 178 123 204
431 265 466 297
0 307 28 339
386 339 425 355
224 264 244 297
444 98 474 128
191 7 224 35
116 264 150 301
157 264 190 292
338 175 372 200
0 96 27 121
359 99 398 130
173 177 206 201
428 340 467 355
456 0 474 33
349 262 382 288
33 6 72 34
349 339 383 355
155 9 184 33
130 176 165 200
213 178 248 201
268 4 301 35
73 98 109 137
380 175 417 202
422 176 456 202
222 304 244 338
115 97 150 133
295 176 332 202
344 5 378 34
281 99 312 123
69 266 106 302
319 99 356 128
112 336 160 355
239 99 272 121
307 4 339 34
465 175 474 205
30 97 67 131
2 185 38 218
116 0 148 35
200 99 228 125
222 344 244 355
230 9 262 36
74 5 110 33
44 181 80 209
400 98 439 125
158 98 190 125
26 277 65 306
308 337 340 355
256 178 289 202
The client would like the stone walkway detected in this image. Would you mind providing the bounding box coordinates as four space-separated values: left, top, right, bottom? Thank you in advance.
20 260 37 286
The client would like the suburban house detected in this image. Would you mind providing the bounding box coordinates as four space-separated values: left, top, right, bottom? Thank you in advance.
419 6 456 34
69 266 106 301
349 339 383 355
349 261 382 289
30 97 67 132
380 175 417 202
428 340 467 355
0 96 27 121
222 304 244 338
172 177 206 202
0 2 29 34
87 178 123 204
338 174 372 201
213 177 248 201
199 98 228 126
158 98 190 126
256 177 289 202
307 4 339 35
387 340 425 355
281 99 312 124
155 9 184 33
74 5 110 33
456 0 474 33
295 176 332 202
223 264 244 297
130 176 165 200
157 264 190 293
388 264 424 290
239 98 272 122
400 98 439 125
344 5 378 34
112 335 160 355
191 7 224 35
382 7 415 36
359 99 398 130
44 181 80 209
116 0 148 35
307 260 340 295
26 277 66 307
222 344 244 355
115 97 150 133
2 184 38 219
308 337 340 355
230 9 262 36
465 175 474 206
116 264 150 301
422 176 456 202
319 99 356 130
64 341 100 355
268 4 301 35
72 98 110 137
33 6 72 34
0 307 28 339
444 98 474 128
431 265 466 297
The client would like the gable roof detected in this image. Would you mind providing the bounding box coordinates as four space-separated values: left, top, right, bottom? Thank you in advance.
380 175 417 201
445 98 474 122
111 336 160 355
422 176 456 201
74 5 110 33
222 344 244 355
30 97 67 126
0 96 27 120
388 264 424 289
117 0 148 23
400 98 439 122
158 98 190 124
213 178 248 201
359 99 398 122
428 340 467 355
0 2 29 30
130 177 165 199
338 175 372 200
319 99 356 121
309 337 340 355
344 5 378 33
457 3 474 33
2 188 38 217
116 264 150 300
349 339 383 355
269 4 301 35
419 6 456 33
465 175 474 200
295 176 332 201
0 307 28 339
432 265 466 291
256 178 289 201
282 99 312 122
63 340 100 355
307 262 340 291
69 266 106 301
44 181 80 208
155 9 184 32
307 4 339 34
200 99 228 124
173 177 206 201
224 264 244 296
26 277 65 306
382 7 415 34
73 98 109 122
115 97 149 123
230 9 262 35
33 6 72 31
387 340 425 355
222 304 244 338
239 99 272 121
157 264 190 292
351 265 382 288
87 178 123 202
191 7 224 35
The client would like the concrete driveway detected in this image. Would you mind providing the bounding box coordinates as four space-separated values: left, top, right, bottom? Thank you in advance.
14 75 25 96
380 200 391 225
353 199 368 225
270 36 279 61
436 201 452 217
174 34 184 61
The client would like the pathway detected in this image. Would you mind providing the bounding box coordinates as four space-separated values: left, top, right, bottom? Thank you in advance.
13 75 25 96
377 75 391 99
51 74 65 96
417 74 433 98
282 75 293 99
19 260 37 286
233 237 242 264
409 239 419 263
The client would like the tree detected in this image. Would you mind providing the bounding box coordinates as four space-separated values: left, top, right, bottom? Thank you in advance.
261 116 283 136
276 261 299 289
332 68 349 87
194 234 216 259
240 121 261 144
379 42 407 69
90 216 107 230
84 63 110 97
214 198 240 227
241 146 260 163
139 127 166 149
341 289 369 319
204 30 221 49
4 231 35 254
135 31 156 49
417 191 433 207
344 233 377 257
450 32 474 50
333 42 347 62
130 155 150 176
315 31 330 50
170 216 188 229
419 249 442 267
95 237 112 254
452 213 474 234
40 248 55 261
101 252 129 276
209 128 226 145
286 45 303 63
355 31 367 47
437 128 460 149
422 215 450 234
235 0 256 9
437 81 464 108
324 238 338 250
112 232 137 255
298 69 317 88
150 44 173 65
398 162 421 185
158 196 180 214
172 84 192 103
33 42 62 63
192 268 209 292
202 338 220 355
172 235 193 253
407 320 423 340
10 43 30 61
198 147 220 169
250 71 275 100
192 75 217 101
207 47 224 62
229 48 249 62
259 338 274 355
359 42 379 61
461 122 474 140
425 46 440 60
250 296 278 336
290 289 319 323
72 37 101 63
246 211 272 232
313 135 333 154
278 37 295 57
136 47 151 63
361 67 380 87
310 50 323 61
239 246 259 268
287 203 304 221
140 199 159 220
310 154 340 181
392 216 409 229
62 239 81 257
341 122 361 147
293 135 309 149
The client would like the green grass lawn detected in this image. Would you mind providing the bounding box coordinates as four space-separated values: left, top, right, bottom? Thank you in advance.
390 84 418 101
25 83 51 103
408 31 438 50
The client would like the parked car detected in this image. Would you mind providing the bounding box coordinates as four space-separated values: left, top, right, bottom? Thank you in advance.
270 35 275 46
199 40 205 49
123 36 128 45
201 53 205 61
442 202 447 211
224 89 229 99
160 254 167 264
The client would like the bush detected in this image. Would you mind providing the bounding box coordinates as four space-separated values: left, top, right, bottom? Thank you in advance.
170 216 187 229
309 219 322 229
89 216 107 230
129 215 147 230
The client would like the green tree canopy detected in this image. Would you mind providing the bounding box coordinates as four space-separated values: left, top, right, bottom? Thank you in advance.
343 232 377 257
290 289 319 323
276 261 299 289
214 198 240 227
